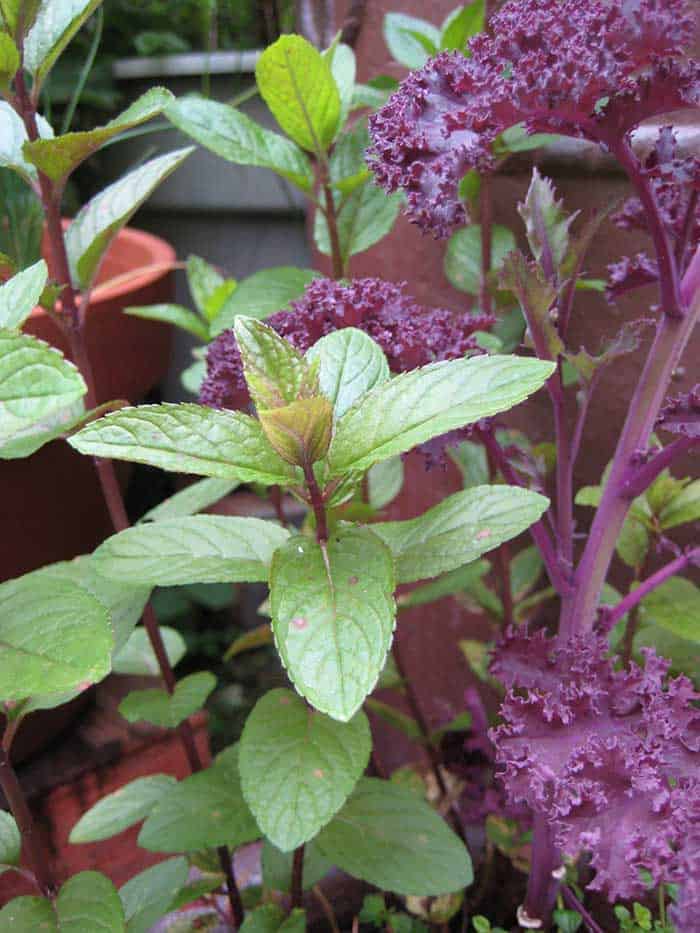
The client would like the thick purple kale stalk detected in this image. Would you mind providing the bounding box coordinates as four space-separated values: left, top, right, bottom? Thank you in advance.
367 0 698 238
200 277 493 410
491 629 700 920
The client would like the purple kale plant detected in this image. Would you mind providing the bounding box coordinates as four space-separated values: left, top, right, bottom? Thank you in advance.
370 0 700 925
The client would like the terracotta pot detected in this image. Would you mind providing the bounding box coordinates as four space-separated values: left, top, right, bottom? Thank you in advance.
1 226 176 582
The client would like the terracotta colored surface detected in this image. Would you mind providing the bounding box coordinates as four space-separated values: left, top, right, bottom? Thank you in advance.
0 226 176 582
0 678 210 904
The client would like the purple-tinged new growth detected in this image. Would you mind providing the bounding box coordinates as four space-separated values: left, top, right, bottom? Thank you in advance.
606 253 659 303
367 0 699 237
200 278 493 411
490 628 700 907
656 385 700 438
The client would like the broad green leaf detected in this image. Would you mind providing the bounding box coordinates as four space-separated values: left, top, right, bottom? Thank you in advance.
112 626 186 676
368 456 404 509
510 545 543 600
444 224 516 295
329 120 371 196
440 1 485 51
70 775 177 843
0 259 47 329
23 88 174 184
616 507 650 570
259 396 333 467
240 905 306 933
316 777 473 895
0 812 20 868
262 838 333 892
25 0 103 87
120 858 188 933
449 440 489 488
234 316 313 410
0 573 111 702
327 42 355 132
119 671 216 729
138 755 259 852
0 330 86 441
34 554 151 656
166 97 313 193
306 328 390 418
239 688 371 851
350 82 391 111
270 526 396 721
398 560 489 609
372 486 548 583
256 34 340 153
314 183 402 263
141 478 239 523
213 266 316 335
659 479 700 529
125 303 210 341
65 148 193 289
94 515 289 586
328 354 554 475
0 101 53 185
518 168 577 272
640 577 700 643
383 13 440 69
186 254 226 320
0 33 17 89
68 403 302 486
0 397 85 460
55 871 125 932
0 896 56 930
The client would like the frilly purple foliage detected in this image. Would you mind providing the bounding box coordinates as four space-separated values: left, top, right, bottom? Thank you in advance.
200 277 493 410
490 628 700 911
656 385 700 438
367 0 699 237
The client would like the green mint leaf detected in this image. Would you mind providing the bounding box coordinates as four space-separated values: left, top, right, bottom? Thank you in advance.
445 224 516 295
0 812 20 868
240 905 306 933
314 182 402 263
329 119 371 196
368 456 404 509
449 440 490 488
138 754 259 853
0 32 18 91
65 148 193 289
364 698 423 741
398 561 489 609
0 259 47 329
326 41 355 132
112 626 186 677
119 858 188 933
641 577 700 644
55 871 125 932
68 403 302 486
383 13 440 69
659 479 700 530
239 687 371 851
494 124 561 155
518 167 577 273
234 316 315 410
212 267 316 335
261 838 333 893
510 545 544 600
440 1 485 52
0 896 56 929
306 327 390 419
328 354 555 475
350 82 392 111
0 572 111 702
270 526 396 722
186 254 228 320
259 397 333 468
256 34 341 154
0 398 85 461
316 777 473 895
70 775 177 843
125 303 210 342
24 0 103 88
23 88 173 184
140 478 239 523
119 672 216 730
166 97 314 193
94 515 289 586
0 101 53 184
0 330 86 442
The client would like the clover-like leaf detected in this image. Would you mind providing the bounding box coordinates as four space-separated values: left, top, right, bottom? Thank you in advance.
68 403 302 486
239 688 371 851
270 526 396 721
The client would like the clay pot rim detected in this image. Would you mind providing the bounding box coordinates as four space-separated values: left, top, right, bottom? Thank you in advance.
30 224 177 321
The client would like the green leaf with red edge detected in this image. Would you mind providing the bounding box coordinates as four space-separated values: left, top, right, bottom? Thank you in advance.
259 397 333 467
500 250 563 358
234 316 316 410
518 167 577 272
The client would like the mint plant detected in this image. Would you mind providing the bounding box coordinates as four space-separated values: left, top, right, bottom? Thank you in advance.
0 0 698 930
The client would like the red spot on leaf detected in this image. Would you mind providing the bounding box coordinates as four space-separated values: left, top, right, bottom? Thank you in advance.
292 616 308 630
476 529 492 540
